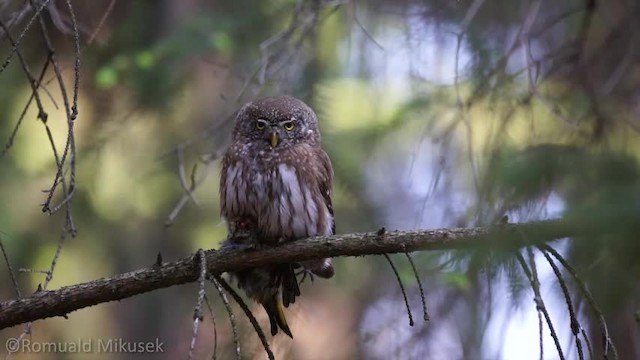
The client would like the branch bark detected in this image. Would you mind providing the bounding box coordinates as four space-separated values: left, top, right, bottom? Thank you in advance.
0 219 577 329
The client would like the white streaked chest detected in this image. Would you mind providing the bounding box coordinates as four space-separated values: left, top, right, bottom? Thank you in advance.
223 161 332 241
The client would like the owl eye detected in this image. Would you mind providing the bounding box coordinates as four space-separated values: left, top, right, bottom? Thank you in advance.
283 121 295 131
255 120 266 130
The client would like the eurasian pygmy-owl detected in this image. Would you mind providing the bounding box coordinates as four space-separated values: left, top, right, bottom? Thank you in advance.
219 95 335 337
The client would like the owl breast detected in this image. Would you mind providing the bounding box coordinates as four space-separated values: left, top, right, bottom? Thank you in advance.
222 158 332 244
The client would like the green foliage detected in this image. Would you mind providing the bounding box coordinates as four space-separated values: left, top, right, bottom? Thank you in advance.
442 270 471 290
483 143 640 315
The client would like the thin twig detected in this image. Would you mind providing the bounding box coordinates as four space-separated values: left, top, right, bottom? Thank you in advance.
537 305 544 360
63 0 80 119
188 250 208 360
42 231 67 290
165 158 214 226
0 59 49 158
404 252 429 321
526 247 548 360
453 32 480 195
0 0 51 74
516 250 565 360
541 244 618 360
17 268 49 274
383 254 414 326
212 275 275 360
86 0 116 46
203 295 218 360
460 0 486 30
582 327 594 360
32 0 77 230
538 246 584 360
177 146 200 206
352 1 383 51
0 19 48 120
210 276 241 360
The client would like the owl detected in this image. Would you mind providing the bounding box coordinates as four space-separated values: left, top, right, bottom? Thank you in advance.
219 95 335 338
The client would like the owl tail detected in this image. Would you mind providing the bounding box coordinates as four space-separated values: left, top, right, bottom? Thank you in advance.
262 295 293 338
262 264 299 338
280 264 301 307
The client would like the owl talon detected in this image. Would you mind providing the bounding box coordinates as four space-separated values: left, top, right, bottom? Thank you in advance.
296 268 315 285
220 241 257 252
235 243 257 252
244 243 258 251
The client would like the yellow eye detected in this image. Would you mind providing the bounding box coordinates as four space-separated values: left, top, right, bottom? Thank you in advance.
255 121 266 130
283 122 295 131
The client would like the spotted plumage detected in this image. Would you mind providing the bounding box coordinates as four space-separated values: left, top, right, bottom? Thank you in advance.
220 95 335 337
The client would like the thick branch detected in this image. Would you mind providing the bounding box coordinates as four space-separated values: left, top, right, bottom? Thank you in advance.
0 220 577 329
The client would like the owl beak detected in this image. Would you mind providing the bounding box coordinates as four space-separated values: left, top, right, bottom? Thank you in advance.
269 131 279 148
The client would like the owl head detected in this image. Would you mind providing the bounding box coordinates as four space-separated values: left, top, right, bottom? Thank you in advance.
231 95 321 150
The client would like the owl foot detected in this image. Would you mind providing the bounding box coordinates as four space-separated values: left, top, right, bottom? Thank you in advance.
219 241 257 252
296 268 315 285
235 242 258 252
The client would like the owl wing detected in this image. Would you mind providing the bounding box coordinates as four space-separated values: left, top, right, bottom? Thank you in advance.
317 148 335 235
219 153 230 217
219 149 236 221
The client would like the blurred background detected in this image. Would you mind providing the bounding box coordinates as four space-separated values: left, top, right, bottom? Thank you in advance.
1 0 640 359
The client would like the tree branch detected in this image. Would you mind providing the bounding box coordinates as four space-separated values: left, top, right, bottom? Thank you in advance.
0 219 578 329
